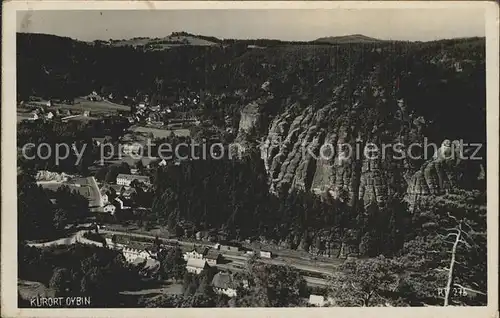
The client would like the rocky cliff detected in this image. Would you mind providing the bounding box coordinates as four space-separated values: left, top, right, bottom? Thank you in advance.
236 40 486 208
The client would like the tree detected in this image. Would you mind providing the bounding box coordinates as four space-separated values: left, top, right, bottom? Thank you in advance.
105 165 120 183
158 246 186 281
394 236 448 306
238 264 307 307
328 256 402 307
136 160 145 174
398 192 487 306
437 212 486 306
49 267 71 296
299 230 311 252
119 162 131 174
53 208 69 231
95 166 108 181
154 235 161 249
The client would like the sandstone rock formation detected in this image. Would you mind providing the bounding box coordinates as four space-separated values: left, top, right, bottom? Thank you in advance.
236 49 485 208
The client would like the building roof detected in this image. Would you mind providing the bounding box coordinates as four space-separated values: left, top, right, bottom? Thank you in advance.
186 258 208 269
205 249 221 260
133 257 161 270
116 174 150 182
308 295 325 306
146 245 160 254
188 246 208 255
219 240 241 248
211 272 236 290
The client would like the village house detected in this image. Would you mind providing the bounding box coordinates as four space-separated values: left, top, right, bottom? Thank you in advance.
185 258 209 275
183 246 208 261
121 143 143 156
211 272 238 298
195 231 205 241
150 105 161 112
308 295 335 307
103 204 116 214
122 187 137 199
216 241 241 252
259 250 272 259
46 112 55 120
132 257 161 276
105 238 125 249
204 249 222 266
116 174 151 187
87 92 102 101
121 247 155 263
101 192 109 205
158 159 168 167
29 112 39 120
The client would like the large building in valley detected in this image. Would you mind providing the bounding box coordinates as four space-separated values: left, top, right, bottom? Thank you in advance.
116 174 151 187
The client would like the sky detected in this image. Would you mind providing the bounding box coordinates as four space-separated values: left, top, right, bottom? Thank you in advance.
17 9 485 42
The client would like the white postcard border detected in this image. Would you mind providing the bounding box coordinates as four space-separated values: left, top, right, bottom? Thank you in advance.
2 1 498 318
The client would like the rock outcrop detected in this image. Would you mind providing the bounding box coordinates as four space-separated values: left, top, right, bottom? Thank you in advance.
235 44 486 208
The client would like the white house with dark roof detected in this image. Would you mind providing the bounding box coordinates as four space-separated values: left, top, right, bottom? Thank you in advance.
204 249 222 266
259 250 272 259
29 112 39 120
121 143 143 156
116 174 151 187
186 258 209 274
103 204 116 214
183 246 208 261
308 295 335 307
211 272 238 297
122 247 149 263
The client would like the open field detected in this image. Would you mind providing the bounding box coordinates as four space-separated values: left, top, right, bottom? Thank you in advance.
127 125 191 139
120 280 183 296
38 177 102 208
21 97 130 114
61 98 130 113
18 280 56 299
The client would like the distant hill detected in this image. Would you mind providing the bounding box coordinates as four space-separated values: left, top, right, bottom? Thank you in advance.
314 34 382 44
109 32 221 50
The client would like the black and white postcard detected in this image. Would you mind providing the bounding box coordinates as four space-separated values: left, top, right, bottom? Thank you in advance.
1 1 498 318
